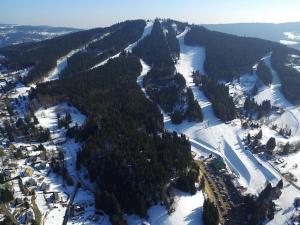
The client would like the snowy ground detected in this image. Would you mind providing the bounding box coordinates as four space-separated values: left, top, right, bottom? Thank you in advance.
33 102 107 224
286 54 300 73
228 71 257 107
127 190 204 225
280 32 300 47
35 102 86 131
255 53 292 108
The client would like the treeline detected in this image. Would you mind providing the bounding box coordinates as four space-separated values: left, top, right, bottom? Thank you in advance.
30 53 197 224
244 97 272 119
272 46 300 104
60 20 146 79
185 26 279 81
245 181 283 225
133 19 202 124
171 88 203 124
202 199 219 225
256 61 272 86
195 74 235 121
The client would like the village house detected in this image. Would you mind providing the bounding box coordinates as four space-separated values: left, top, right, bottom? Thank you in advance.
40 182 49 192
71 204 85 217
25 209 34 223
25 178 37 187
51 192 59 203
23 167 34 177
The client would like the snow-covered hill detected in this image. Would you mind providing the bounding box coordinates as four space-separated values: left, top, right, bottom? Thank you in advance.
204 22 300 50
0 24 79 47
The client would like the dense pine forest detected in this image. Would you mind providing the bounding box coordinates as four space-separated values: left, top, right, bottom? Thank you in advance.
30 53 198 224
185 26 279 81
194 73 235 121
256 61 273 86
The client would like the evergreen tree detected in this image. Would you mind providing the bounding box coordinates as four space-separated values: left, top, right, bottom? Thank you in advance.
202 199 219 225
266 137 276 152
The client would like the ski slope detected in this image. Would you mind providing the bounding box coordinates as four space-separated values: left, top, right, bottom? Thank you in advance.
44 33 109 82
255 53 292 109
172 28 280 194
90 21 154 70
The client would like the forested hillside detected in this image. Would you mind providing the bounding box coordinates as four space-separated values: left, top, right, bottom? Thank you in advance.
256 61 273 86
60 20 146 79
0 28 104 84
30 53 197 224
0 20 145 84
185 26 279 81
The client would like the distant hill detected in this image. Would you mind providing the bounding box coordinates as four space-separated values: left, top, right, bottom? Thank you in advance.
0 24 80 47
204 22 300 50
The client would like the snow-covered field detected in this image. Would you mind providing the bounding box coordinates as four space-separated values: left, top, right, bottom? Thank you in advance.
35 102 86 131
127 190 204 225
255 53 292 108
280 32 300 47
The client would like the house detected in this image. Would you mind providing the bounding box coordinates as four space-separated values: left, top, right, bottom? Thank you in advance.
25 178 37 187
71 204 85 217
27 156 37 163
51 192 59 203
40 182 49 192
36 162 47 170
25 209 34 223
15 197 24 206
0 172 10 183
23 167 34 177
39 151 47 161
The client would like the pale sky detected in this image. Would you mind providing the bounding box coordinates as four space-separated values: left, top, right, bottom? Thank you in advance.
1 0 300 28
